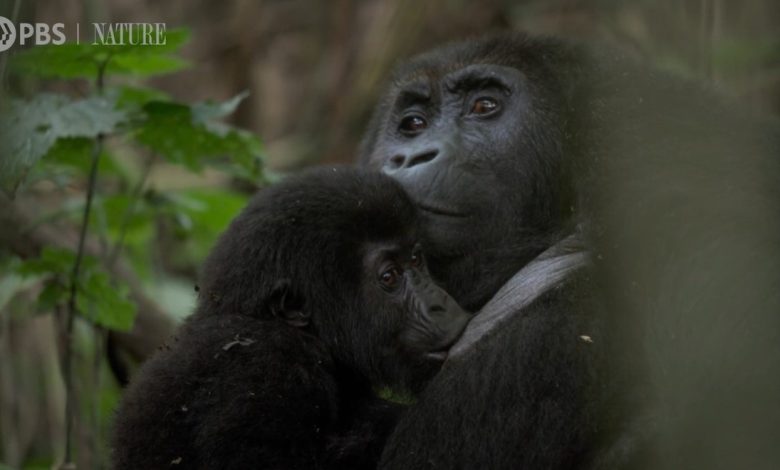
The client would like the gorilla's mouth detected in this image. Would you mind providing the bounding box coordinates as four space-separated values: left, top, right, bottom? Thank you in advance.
402 332 465 363
416 201 466 218
423 323 471 362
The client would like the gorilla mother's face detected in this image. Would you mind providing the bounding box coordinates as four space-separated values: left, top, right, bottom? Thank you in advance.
363 64 533 255
360 43 573 308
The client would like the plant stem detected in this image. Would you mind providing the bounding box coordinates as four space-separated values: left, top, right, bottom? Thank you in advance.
62 134 103 468
60 58 109 470
107 152 155 267
0 0 21 87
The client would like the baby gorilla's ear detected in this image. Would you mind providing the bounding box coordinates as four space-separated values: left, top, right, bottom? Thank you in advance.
269 279 309 327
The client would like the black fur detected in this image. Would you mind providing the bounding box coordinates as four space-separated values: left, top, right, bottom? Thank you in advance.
111 168 470 469
361 33 780 469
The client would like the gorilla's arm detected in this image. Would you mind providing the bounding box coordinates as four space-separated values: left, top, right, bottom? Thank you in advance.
448 233 589 359
326 398 406 469
380 273 617 469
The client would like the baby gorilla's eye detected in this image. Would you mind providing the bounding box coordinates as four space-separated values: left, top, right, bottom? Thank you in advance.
470 97 499 116
399 115 427 135
410 249 423 268
380 266 403 289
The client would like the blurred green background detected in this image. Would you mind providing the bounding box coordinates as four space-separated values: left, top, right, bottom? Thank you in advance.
0 0 778 468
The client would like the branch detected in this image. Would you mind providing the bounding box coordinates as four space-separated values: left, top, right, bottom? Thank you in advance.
60 132 102 468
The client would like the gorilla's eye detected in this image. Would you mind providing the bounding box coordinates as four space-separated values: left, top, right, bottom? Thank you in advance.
380 266 403 289
470 97 499 116
410 249 423 268
399 115 427 135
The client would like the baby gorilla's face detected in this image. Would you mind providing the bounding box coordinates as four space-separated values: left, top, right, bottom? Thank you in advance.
197 167 470 394
346 238 472 393
367 241 470 356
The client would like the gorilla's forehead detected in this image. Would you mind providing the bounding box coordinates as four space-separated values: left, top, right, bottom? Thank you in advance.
391 63 523 97
390 57 509 91
386 32 577 95
391 60 472 86
390 34 530 81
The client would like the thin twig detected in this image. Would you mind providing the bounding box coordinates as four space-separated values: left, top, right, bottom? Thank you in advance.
0 0 21 87
107 152 156 267
92 143 155 470
62 134 103 469
60 57 110 470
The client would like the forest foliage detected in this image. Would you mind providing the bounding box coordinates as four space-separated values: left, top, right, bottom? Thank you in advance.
0 27 266 469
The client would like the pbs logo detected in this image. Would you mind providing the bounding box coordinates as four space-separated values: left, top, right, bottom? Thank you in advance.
0 16 15 52
0 16 66 52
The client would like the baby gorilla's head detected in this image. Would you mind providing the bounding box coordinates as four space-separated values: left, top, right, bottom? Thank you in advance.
197 167 471 392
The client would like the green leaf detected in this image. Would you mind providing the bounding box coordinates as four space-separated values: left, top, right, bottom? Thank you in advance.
10 43 104 79
9 28 191 79
38 280 68 312
109 53 189 77
12 248 71 313
0 270 45 312
133 94 264 181
0 93 127 196
78 271 136 331
178 190 248 233
43 137 93 166
192 91 250 134
206 128 265 181
115 85 170 109
133 101 202 169
100 193 155 236
165 189 249 263
10 248 135 329
42 137 125 177
15 247 77 277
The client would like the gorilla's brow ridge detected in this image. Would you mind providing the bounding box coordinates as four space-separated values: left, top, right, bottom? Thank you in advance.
394 82 432 110
444 73 510 95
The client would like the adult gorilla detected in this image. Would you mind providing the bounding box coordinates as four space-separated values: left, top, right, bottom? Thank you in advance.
360 33 780 469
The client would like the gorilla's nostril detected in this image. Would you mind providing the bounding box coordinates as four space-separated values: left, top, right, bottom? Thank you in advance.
429 305 445 314
389 155 405 168
408 150 438 168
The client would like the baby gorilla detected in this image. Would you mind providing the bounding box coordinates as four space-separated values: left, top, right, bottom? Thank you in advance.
111 168 470 470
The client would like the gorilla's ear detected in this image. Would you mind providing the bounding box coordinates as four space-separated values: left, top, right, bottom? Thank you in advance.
269 279 309 327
